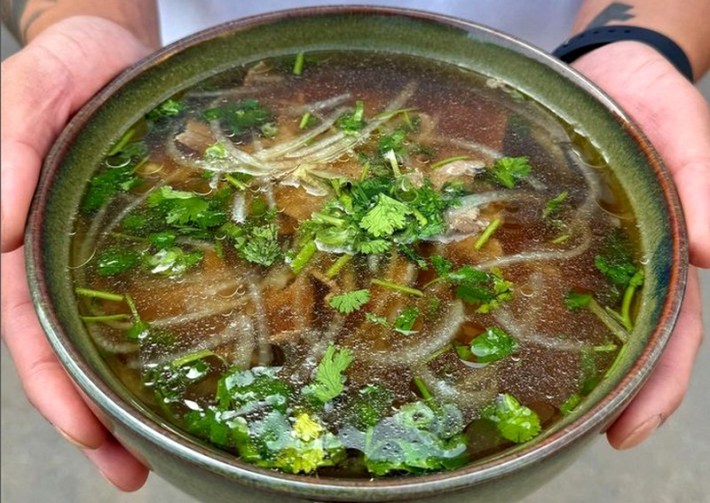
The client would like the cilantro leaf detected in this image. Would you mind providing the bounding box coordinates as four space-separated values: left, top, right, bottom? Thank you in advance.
394 306 419 335
594 229 639 287
234 223 282 267
543 191 569 218
303 345 354 403
145 247 203 277
148 230 177 249
337 100 366 134
148 356 211 407
355 239 391 255
453 267 513 313
378 129 407 157
80 143 144 213
469 327 518 363
217 366 291 415
484 393 541 443
359 193 412 237
564 290 592 310
329 289 371 314
595 254 638 287
343 400 468 476
430 255 453 276
145 98 185 122
345 384 394 430
147 186 227 229
365 312 389 326
203 99 275 137
95 247 141 276
250 411 345 474
490 156 531 189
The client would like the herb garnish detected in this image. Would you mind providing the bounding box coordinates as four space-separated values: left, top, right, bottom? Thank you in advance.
329 289 371 314
303 344 354 403
490 156 532 189
469 327 518 363
484 393 541 443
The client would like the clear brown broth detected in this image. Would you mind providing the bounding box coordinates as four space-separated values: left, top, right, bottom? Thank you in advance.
70 51 641 477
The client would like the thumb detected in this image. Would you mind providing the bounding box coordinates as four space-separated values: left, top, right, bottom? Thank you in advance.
1 16 152 252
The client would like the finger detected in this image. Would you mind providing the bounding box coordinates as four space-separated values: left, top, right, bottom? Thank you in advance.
606 268 703 449
1 247 105 449
83 435 150 491
1 16 151 252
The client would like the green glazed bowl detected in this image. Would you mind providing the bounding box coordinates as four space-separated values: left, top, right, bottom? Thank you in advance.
26 6 687 503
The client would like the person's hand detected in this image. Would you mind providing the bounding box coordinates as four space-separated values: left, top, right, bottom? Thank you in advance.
572 41 708 449
1 16 153 490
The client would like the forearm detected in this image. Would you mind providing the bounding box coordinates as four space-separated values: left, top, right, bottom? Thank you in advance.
1 0 159 48
572 1 710 79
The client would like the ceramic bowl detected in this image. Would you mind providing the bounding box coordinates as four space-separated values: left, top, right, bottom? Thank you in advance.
26 7 687 503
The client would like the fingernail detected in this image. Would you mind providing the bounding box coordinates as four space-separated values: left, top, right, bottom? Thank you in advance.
55 426 97 450
618 414 664 450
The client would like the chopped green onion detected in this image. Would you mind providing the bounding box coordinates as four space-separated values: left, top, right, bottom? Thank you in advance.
371 278 424 297
298 112 312 129
372 107 416 120
325 254 353 278
293 52 305 75
474 218 502 250
412 376 433 401
107 128 136 157
359 161 370 181
383 149 400 177
124 293 141 320
290 241 318 274
74 287 124 302
171 349 216 368
551 234 570 244
430 155 470 170
586 298 628 344
225 173 248 190
80 314 131 323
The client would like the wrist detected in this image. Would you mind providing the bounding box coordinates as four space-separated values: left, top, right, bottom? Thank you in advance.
3 0 159 49
554 26 694 81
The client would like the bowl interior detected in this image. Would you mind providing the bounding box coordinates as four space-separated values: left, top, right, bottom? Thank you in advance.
26 6 686 500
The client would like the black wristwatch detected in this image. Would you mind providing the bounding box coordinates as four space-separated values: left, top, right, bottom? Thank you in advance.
552 25 694 81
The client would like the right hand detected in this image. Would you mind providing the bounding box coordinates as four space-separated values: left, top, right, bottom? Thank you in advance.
1 16 154 490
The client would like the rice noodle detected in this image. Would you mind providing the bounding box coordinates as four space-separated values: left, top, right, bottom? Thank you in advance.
246 272 273 366
228 314 256 369
231 191 247 223
86 324 139 354
476 220 592 269
563 145 602 217
493 307 589 352
290 93 352 114
209 119 273 173
149 298 246 328
184 86 267 99
296 315 345 382
253 107 347 160
359 300 465 367
127 314 254 370
444 137 504 161
414 364 497 415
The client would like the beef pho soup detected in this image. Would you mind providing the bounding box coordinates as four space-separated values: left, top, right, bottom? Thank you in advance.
70 52 643 477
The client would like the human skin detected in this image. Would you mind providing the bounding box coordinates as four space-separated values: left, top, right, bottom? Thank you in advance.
1 0 708 492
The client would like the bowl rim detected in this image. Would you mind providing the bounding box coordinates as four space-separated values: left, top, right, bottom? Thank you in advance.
25 5 688 499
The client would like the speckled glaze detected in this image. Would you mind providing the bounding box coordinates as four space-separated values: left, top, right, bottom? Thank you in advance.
26 7 687 503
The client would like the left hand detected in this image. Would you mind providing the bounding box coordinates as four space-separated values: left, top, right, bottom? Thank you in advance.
572 41 708 449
